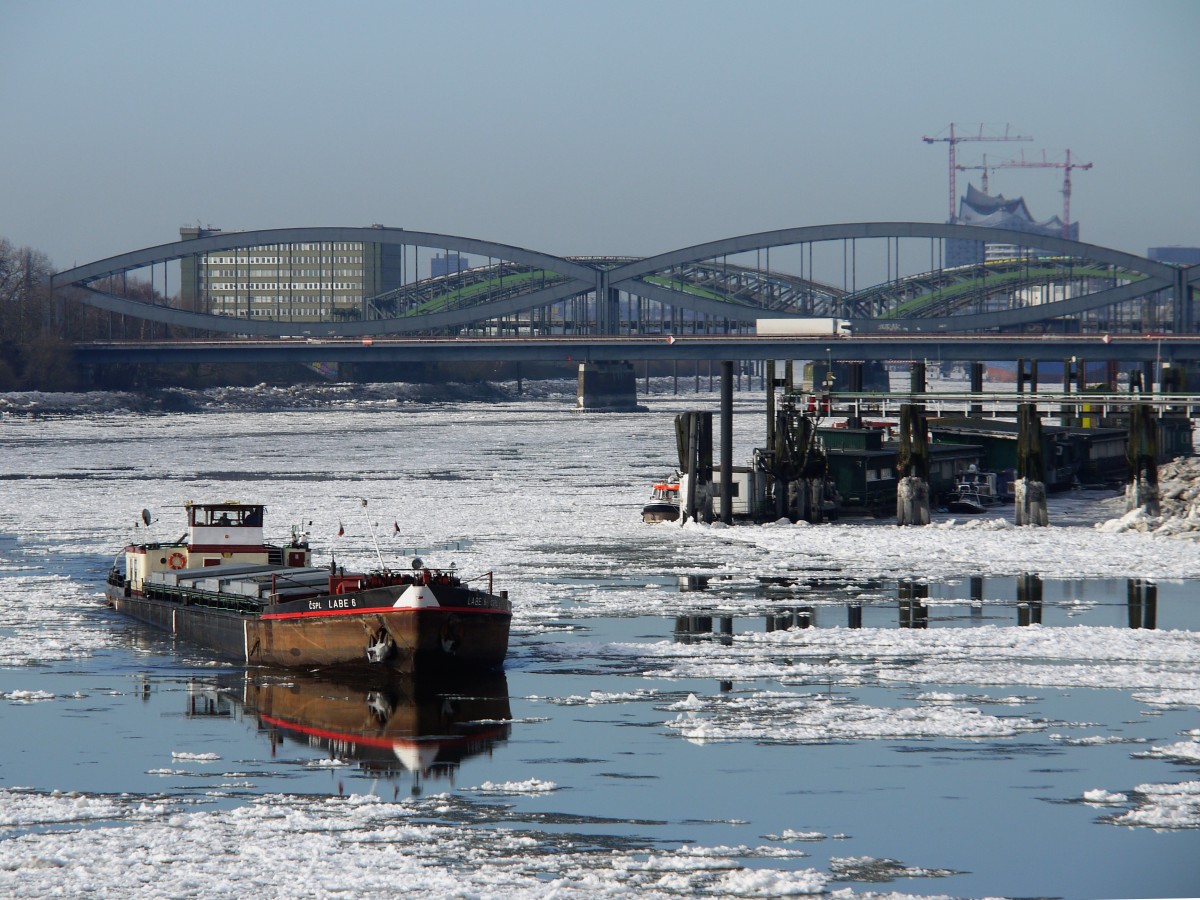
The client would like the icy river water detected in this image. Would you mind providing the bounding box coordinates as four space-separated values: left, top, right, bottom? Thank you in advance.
1 386 1199 899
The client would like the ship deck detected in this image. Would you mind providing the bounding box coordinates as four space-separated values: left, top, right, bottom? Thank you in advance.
142 564 331 613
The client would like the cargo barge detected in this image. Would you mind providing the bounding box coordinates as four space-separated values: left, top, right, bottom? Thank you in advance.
105 502 511 673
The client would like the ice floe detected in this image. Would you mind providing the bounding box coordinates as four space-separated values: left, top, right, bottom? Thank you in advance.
1082 789 1128 805
470 779 558 794
1107 780 1200 829
608 625 1200 696
1 690 55 703
0 788 833 898
666 694 1042 743
1134 739 1200 763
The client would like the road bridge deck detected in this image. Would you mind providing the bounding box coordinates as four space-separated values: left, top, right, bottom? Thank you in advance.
74 333 1200 366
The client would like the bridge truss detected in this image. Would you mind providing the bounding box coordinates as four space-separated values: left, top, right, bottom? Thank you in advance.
52 223 1197 340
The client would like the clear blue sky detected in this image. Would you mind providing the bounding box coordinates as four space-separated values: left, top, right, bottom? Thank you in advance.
1 0 1196 270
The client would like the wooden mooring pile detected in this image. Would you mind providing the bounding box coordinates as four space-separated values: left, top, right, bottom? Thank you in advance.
668 358 1189 527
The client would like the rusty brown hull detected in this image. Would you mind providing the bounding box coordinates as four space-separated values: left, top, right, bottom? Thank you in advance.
107 590 510 674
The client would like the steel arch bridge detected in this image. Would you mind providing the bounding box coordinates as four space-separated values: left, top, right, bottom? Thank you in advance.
52 223 1198 338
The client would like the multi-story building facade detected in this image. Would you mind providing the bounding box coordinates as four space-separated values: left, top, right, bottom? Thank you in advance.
1149 247 1200 266
179 226 405 323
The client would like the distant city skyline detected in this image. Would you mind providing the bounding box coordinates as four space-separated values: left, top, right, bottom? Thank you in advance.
1 0 1196 272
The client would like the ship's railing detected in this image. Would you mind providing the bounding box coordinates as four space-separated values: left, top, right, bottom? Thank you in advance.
142 583 278 615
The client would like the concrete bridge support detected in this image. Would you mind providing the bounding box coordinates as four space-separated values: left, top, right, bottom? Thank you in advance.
577 361 640 411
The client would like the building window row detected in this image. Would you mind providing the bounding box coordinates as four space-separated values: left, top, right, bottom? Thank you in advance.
206 282 363 291
205 269 364 278
204 254 363 265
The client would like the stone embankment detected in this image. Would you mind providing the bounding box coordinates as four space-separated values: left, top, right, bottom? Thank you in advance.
1097 457 1200 538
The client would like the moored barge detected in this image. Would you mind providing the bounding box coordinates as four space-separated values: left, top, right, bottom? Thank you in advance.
105 502 510 673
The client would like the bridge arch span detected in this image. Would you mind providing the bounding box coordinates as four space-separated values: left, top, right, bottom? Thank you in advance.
608 222 1183 332
52 226 598 337
53 223 1192 337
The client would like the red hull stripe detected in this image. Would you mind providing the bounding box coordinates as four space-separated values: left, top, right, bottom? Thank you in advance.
187 544 271 553
257 714 507 751
260 604 511 621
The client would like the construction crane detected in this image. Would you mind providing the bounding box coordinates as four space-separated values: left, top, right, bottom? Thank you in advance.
991 149 1093 238
955 152 1000 194
923 123 1033 220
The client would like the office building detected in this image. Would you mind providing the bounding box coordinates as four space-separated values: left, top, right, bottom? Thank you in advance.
178 226 405 322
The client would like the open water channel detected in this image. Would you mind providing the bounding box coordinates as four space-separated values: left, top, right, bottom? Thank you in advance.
1 387 1198 898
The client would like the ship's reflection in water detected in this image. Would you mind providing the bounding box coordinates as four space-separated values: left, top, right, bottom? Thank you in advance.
674 575 1169 641
189 671 511 792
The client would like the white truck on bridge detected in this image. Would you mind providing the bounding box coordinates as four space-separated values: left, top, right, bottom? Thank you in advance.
756 317 853 337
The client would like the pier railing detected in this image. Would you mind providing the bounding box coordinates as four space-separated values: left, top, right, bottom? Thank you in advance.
819 391 1199 419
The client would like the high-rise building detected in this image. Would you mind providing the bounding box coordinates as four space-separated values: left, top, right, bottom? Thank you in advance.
431 253 469 278
1148 247 1200 266
178 227 405 323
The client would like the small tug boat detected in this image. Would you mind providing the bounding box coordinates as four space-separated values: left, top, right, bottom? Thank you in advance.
641 477 681 523
945 485 989 515
945 467 1006 515
105 502 511 674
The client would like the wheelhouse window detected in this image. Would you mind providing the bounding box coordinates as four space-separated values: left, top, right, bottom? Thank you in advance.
188 505 264 528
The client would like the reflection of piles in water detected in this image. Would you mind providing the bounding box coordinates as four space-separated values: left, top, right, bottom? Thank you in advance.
668 575 1166 655
217 671 510 783
674 614 733 646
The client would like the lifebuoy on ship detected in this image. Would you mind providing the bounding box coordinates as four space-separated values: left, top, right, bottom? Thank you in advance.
167 552 186 570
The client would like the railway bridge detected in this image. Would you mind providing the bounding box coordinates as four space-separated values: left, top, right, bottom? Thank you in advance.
53 222 1199 340
54 222 1200 406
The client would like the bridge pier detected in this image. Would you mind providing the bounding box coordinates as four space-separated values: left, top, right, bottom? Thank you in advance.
576 361 641 411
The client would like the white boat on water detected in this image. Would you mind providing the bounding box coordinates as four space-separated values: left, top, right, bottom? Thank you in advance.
641 478 681 523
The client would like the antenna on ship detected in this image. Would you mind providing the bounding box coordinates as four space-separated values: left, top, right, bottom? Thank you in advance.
359 498 386 571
